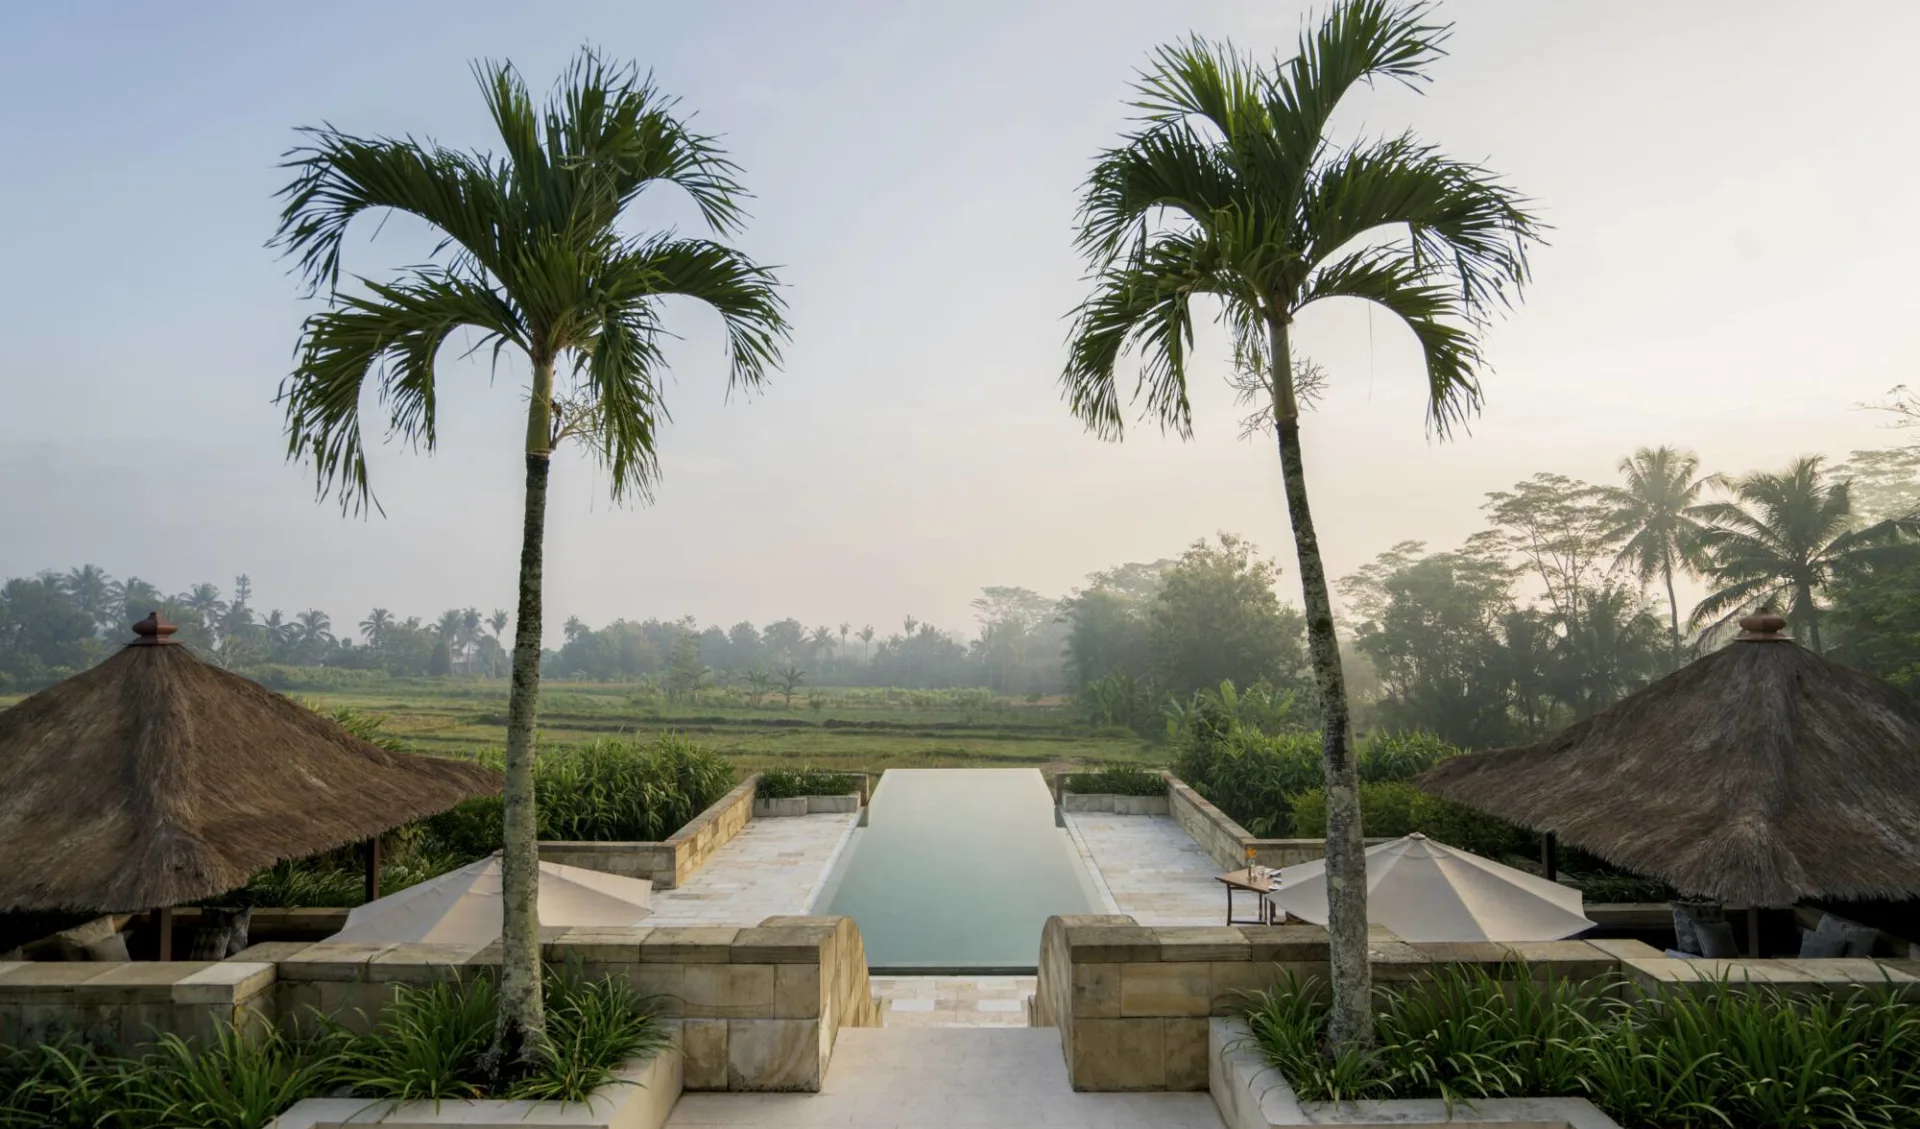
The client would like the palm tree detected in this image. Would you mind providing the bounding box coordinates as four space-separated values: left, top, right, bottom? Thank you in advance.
1600 446 1717 665
808 625 835 665
1057 2 1538 1051
1691 456 1910 652
111 576 164 627
60 565 115 633
273 50 786 1057
462 607 483 674
858 625 875 659
489 609 511 677
181 583 228 644
360 607 393 648
292 608 335 659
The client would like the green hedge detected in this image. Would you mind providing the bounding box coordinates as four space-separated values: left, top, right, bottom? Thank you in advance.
756 766 859 799
1287 781 1531 860
1060 765 1166 796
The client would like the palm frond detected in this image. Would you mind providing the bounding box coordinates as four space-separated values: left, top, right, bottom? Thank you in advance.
278 270 526 514
1297 246 1479 433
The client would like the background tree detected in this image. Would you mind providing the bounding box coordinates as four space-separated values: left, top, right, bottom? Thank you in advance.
777 664 806 708
1691 456 1907 652
858 625 875 659
1149 534 1307 700
273 50 785 1057
1057 1 1538 1050
60 565 115 634
361 607 392 648
1600 446 1716 665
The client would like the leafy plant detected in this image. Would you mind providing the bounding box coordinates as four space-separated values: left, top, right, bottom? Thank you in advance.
1289 781 1530 859
756 766 858 799
1060 765 1166 797
509 970 672 1102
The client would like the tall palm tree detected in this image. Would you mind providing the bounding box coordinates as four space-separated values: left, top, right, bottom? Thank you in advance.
1691 456 1909 652
462 607 484 674
273 50 786 1057
60 565 115 633
859 624 875 659
1600 446 1717 665
110 576 164 627
292 608 335 660
181 583 228 643
1057 1 1538 1050
489 608 511 677
360 607 393 647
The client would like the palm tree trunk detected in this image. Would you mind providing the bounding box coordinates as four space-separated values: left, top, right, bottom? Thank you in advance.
496 360 554 1064
1799 582 1823 653
1268 316 1370 1053
1662 555 1681 668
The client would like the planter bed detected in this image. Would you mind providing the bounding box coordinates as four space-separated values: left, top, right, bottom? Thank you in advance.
541 775 761 889
1210 1018 1619 1129
751 793 860 818
271 1044 681 1129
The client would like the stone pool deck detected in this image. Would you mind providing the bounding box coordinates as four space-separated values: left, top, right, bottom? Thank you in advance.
646 810 858 927
1064 812 1228 926
869 975 1035 1028
666 1027 1222 1128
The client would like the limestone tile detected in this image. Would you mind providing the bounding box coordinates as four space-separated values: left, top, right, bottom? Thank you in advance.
643 927 739 963
1065 924 1161 963
314 980 392 1031
727 1018 821 1091
1208 961 1287 1014
1156 927 1250 963
173 961 275 1005
1071 963 1120 1018
0 962 116 1000
1505 941 1617 982
1163 1017 1209 1091
1416 941 1517 967
74 963 201 1005
278 941 397 982
1240 926 1330 962
731 925 830 964
1119 962 1210 1018
626 963 686 1015
230 941 311 963
1586 937 1666 962
683 963 776 1017
549 928 651 964
682 1018 729 1089
1367 939 1434 983
1070 1017 1164 1091
369 943 489 985
773 964 822 1019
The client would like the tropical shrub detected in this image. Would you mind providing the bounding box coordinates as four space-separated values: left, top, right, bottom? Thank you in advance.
1288 781 1531 860
1060 765 1166 796
1244 966 1920 1129
755 766 859 799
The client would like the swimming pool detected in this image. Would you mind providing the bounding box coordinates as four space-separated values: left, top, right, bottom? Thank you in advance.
813 768 1100 971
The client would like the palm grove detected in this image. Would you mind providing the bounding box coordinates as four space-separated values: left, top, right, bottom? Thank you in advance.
3 0 1918 1066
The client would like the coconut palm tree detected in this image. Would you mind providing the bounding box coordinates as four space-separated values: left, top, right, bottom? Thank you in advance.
1600 446 1718 665
180 584 228 644
1691 456 1911 653
291 608 335 660
858 625 875 659
360 607 393 648
273 50 786 1057
1057 1 1539 1050
60 565 115 633
489 608 510 677
111 576 165 627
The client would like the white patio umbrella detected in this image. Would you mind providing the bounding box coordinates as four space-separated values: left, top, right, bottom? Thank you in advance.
1268 833 1593 943
330 854 652 945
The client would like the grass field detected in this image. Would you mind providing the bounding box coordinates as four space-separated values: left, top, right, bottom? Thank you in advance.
1 679 1163 775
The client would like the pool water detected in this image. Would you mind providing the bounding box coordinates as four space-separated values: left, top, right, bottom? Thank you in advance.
814 769 1100 971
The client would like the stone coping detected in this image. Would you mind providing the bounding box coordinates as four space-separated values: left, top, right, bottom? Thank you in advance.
751 794 860 818
1209 1018 1621 1129
269 1044 680 1128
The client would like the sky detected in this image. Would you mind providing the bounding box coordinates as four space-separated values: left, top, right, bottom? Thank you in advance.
2 0 1917 645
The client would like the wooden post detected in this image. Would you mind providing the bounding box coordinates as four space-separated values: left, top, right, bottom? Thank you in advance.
156 906 174 962
1540 830 1558 882
1747 906 1761 957
363 837 382 903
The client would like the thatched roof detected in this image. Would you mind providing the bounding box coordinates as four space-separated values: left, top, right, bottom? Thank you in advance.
0 615 502 912
1418 614 1920 907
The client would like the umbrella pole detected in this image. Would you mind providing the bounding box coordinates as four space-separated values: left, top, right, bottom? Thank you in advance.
156 906 174 961
1540 831 1557 882
363 837 382 903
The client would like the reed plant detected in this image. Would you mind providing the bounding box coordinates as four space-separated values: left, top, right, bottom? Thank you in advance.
756 766 859 799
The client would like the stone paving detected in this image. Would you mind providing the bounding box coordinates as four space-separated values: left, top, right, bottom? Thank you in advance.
646 811 859 927
868 975 1035 1028
665 1027 1223 1128
1063 812 1229 927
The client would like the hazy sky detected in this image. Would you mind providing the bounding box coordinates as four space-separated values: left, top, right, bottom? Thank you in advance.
3 1 1916 645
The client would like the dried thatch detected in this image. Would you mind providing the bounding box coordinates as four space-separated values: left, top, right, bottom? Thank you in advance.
0 619 502 912
1418 616 1920 907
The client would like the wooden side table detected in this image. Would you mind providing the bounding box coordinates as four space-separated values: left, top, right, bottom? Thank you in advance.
1216 867 1280 926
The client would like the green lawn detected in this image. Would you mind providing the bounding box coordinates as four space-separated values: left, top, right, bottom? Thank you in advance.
0 679 1160 775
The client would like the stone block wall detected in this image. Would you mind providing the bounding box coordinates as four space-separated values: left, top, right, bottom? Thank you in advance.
0 959 275 1053
1037 918 1920 1092
266 915 880 1092
542 774 760 889
1060 793 1172 816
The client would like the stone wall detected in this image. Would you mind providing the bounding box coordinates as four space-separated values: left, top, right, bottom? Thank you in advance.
1166 775 1363 870
0 959 275 1053
752 794 861 818
542 774 760 889
1060 793 1172 816
1035 916 1919 1092
263 915 881 1092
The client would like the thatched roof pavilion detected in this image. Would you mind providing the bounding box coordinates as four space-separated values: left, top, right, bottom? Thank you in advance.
0 613 501 914
1419 613 1920 908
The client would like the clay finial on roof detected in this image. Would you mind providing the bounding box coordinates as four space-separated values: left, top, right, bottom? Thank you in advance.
129 611 178 646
